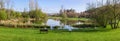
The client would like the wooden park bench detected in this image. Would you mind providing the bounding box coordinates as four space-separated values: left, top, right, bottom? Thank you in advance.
40 28 48 33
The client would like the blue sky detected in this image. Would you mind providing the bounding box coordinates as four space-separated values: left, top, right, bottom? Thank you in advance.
12 0 103 13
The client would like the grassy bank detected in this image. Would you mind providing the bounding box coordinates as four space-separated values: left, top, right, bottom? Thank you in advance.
0 26 120 41
48 17 89 21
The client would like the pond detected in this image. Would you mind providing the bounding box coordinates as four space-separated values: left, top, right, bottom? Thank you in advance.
46 19 83 31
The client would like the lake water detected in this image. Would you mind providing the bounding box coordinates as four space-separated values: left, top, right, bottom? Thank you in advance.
46 19 83 31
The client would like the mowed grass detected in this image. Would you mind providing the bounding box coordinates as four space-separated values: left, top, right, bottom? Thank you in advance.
0 26 120 41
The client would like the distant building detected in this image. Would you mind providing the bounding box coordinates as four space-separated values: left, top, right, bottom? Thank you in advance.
78 11 91 18
60 9 78 18
59 8 92 18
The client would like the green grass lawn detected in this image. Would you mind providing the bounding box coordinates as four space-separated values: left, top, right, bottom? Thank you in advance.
0 26 120 41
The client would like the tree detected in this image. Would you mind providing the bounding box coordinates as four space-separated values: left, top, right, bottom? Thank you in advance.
29 9 48 24
87 0 120 29
29 0 48 24
0 0 5 8
15 12 21 18
0 10 7 20
105 0 120 29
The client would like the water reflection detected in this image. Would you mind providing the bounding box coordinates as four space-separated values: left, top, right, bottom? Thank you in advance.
47 19 60 30
47 19 60 26
46 19 82 31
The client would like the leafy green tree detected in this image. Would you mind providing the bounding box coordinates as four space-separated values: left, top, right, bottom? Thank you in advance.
0 10 7 20
15 12 22 18
29 9 44 19
29 9 48 24
61 12 67 19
